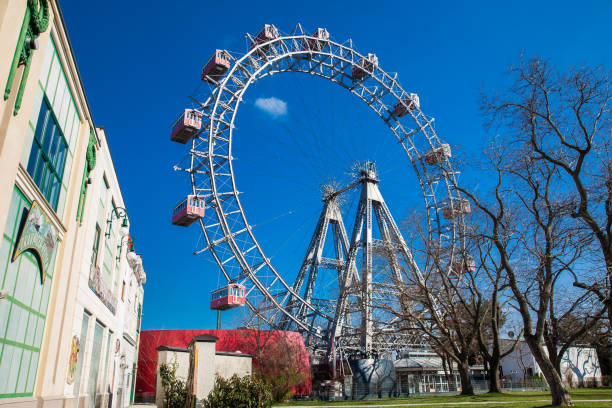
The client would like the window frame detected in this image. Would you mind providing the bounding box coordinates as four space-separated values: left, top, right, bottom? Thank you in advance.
26 96 69 210
92 223 101 266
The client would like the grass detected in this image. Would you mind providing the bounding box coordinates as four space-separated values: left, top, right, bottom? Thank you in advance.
275 387 612 407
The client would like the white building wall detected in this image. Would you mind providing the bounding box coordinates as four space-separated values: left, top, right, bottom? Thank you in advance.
561 347 601 386
155 349 190 408
500 342 602 386
66 127 146 408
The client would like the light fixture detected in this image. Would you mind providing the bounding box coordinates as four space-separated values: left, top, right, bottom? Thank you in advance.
119 218 129 237
105 207 129 238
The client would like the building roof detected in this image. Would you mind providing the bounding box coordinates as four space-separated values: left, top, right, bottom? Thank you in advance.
395 357 445 371
190 334 219 344
156 345 189 352
215 351 253 358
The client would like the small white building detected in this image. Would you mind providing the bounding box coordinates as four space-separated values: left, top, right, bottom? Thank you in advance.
155 335 252 408
500 341 602 387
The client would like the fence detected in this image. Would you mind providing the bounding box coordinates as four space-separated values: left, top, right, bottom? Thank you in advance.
314 377 550 401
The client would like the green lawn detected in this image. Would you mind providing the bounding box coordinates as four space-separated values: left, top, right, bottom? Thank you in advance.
275 387 612 407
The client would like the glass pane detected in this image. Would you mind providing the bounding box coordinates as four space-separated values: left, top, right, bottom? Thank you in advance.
26 142 41 177
87 322 104 408
41 164 53 199
55 141 67 175
73 313 89 399
42 121 55 153
34 160 46 189
49 177 60 208
47 129 60 166
33 103 49 143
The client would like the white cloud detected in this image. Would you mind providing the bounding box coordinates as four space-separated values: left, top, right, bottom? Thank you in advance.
254 97 287 117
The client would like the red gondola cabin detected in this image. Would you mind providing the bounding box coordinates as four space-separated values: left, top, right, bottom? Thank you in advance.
201 50 231 83
210 284 246 310
352 53 378 80
423 144 451 165
250 24 279 54
172 195 205 227
442 198 471 219
392 93 420 117
170 109 202 144
302 28 329 54
451 255 476 275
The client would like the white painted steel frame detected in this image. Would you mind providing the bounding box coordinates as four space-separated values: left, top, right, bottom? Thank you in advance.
177 24 467 351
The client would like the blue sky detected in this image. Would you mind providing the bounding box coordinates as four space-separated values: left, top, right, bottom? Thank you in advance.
58 0 612 330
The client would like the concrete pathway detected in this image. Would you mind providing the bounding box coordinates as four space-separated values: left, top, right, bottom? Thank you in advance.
277 399 612 407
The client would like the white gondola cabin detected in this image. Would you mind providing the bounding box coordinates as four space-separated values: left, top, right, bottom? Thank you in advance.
172 195 205 226
352 53 378 80
423 144 451 165
201 50 231 83
442 198 471 219
170 109 202 144
392 93 420 117
302 28 329 54
250 24 279 53
210 283 246 310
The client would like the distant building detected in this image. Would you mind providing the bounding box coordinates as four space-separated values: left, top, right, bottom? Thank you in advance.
394 350 485 395
395 351 461 394
0 1 146 407
500 341 602 386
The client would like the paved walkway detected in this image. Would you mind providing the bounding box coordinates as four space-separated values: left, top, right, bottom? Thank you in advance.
278 399 612 407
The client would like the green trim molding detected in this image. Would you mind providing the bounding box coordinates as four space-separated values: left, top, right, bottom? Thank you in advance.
76 128 97 224
4 0 49 115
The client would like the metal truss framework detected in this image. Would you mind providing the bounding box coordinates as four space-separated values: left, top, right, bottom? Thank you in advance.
285 164 430 358
174 23 468 355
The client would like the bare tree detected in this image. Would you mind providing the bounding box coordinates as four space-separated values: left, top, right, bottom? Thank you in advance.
391 218 484 396
471 230 521 393
452 132 606 406
481 57 612 322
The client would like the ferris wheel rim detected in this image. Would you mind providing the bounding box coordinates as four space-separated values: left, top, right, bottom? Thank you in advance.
186 25 467 340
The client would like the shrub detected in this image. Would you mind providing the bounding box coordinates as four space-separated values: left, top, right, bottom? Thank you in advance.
159 362 187 408
205 374 273 408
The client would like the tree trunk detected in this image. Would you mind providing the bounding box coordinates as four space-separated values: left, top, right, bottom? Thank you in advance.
525 337 573 406
488 358 502 393
458 359 474 395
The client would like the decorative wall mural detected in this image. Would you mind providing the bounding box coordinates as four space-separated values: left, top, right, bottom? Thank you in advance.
12 200 58 282
66 335 79 384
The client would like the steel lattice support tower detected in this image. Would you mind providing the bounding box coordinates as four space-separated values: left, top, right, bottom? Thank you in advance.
283 163 425 359
327 163 424 358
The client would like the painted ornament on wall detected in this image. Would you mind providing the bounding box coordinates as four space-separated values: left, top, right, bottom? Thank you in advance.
12 200 58 283
66 335 79 384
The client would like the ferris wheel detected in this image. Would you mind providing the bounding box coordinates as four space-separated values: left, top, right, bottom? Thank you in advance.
170 24 471 359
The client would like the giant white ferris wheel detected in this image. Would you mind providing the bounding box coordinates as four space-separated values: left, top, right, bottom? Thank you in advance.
170 24 472 361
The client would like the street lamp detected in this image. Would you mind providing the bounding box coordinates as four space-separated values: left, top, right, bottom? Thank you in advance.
106 207 135 261
116 235 136 262
105 207 129 239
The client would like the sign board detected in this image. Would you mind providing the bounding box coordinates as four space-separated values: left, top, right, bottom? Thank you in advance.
12 200 58 282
